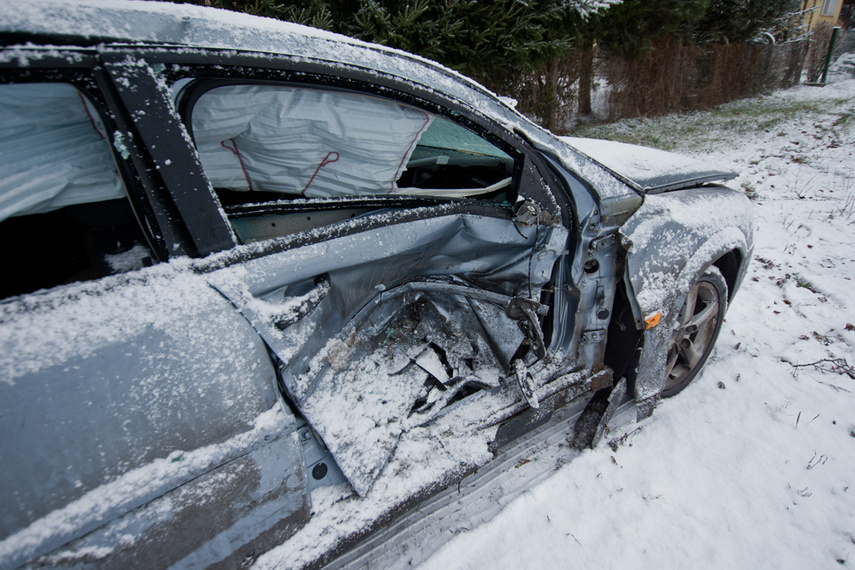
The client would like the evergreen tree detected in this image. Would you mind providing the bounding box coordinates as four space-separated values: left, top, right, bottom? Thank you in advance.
695 0 800 43
596 0 712 57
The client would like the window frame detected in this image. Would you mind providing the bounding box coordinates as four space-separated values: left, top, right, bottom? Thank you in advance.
169 73 534 245
0 53 183 298
0 48 200 265
178 77 523 194
111 46 572 261
821 0 838 17
99 51 237 258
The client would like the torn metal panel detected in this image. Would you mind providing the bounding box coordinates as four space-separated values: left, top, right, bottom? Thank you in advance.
592 377 626 447
535 154 627 392
286 288 525 497
208 211 567 377
571 373 622 450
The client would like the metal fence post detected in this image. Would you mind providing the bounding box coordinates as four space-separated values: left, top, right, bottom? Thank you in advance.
820 26 841 84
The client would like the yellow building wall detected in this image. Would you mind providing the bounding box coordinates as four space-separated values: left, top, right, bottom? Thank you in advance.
802 0 844 29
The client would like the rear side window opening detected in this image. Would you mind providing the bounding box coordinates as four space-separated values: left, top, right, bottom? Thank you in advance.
181 82 517 243
0 83 152 300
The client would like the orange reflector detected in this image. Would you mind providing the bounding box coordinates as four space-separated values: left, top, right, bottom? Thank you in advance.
644 312 662 329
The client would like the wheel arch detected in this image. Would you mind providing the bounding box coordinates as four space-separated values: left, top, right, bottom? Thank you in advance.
712 247 747 303
615 187 753 418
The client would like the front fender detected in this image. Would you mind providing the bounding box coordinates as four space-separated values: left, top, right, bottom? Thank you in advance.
620 187 753 416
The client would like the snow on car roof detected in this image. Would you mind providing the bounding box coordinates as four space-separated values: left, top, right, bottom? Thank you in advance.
0 0 489 101
2 0 354 48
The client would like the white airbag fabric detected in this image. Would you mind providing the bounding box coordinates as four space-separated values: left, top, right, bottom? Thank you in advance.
0 84 125 222
191 85 432 198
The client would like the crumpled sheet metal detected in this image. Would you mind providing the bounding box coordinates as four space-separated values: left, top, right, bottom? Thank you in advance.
295 290 524 496
212 212 568 367
212 211 569 496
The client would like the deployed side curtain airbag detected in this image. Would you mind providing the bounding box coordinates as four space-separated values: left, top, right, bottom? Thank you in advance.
0 84 125 223
191 85 433 198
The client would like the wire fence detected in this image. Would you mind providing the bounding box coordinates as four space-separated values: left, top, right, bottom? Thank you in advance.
493 39 811 134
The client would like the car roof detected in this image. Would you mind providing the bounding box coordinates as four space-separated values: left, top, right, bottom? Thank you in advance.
0 0 634 202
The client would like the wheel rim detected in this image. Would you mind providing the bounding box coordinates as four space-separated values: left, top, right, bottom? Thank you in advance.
664 280 721 393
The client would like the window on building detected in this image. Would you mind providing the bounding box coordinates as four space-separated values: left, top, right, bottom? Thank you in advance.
821 0 839 17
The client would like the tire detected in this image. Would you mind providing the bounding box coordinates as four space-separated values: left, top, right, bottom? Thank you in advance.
661 267 728 398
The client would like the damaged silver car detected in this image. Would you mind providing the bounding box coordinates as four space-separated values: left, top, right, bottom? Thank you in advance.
0 1 753 568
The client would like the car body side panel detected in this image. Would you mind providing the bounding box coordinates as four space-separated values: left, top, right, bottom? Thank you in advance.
102 42 575 498
35 428 309 569
619 187 753 414
0 265 297 566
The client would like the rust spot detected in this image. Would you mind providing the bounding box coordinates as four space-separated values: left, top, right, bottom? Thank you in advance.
589 369 614 392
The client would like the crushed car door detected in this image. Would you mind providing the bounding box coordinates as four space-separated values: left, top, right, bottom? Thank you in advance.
173 79 569 496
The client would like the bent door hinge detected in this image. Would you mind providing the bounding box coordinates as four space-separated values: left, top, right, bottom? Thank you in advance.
507 297 547 359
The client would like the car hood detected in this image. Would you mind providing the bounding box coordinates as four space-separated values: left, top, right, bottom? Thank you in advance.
559 137 737 194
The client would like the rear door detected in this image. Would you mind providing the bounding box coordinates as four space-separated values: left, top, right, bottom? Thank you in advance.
0 47 308 567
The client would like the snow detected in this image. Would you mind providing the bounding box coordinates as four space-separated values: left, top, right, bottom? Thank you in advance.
415 77 855 570
104 244 152 273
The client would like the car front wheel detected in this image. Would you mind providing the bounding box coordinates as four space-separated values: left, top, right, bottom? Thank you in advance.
662 267 728 397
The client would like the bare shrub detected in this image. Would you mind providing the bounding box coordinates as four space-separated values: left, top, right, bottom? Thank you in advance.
603 39 701 120
504 38 807 130
599 38 808 121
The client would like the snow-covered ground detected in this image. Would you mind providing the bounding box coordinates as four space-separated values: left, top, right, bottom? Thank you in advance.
419 77 855 569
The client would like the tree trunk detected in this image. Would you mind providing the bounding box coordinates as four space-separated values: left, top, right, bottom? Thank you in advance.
578 46 594 116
